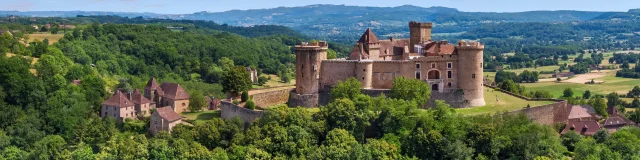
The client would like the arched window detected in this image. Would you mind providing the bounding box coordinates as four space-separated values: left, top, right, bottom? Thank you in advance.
428 70 440 79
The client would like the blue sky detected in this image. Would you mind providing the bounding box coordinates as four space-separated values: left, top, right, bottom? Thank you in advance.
2 0 638 14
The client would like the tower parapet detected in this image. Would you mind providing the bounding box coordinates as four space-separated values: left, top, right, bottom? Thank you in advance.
409 21 433 52
456 40 485 106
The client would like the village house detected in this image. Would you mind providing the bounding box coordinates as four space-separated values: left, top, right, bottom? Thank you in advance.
130 89 154 116
561 105 636 136
144 77 190 114
101 90 137 122
149 106 182 135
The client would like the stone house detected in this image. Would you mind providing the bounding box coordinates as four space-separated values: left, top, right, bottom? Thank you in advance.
130 89 153 117
149 106 182 135
144 78 190 114
101 90 137 122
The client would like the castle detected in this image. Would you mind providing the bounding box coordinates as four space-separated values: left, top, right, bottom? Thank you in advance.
289 21 485 108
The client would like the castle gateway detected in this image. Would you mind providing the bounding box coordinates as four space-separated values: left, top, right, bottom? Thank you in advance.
290 21 485 108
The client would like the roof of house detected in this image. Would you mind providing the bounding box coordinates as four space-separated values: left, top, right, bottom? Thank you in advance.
358 28 379 44
154 107 181 122
144 77 163 96
130 89 152 105
568 105 598 120
424 41 456 56
102 90 135 107
561 120 601 136
160 82 190 100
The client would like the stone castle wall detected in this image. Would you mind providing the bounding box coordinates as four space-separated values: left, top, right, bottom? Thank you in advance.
509 101 570 125
320 60 356 91
250 88 292 108
220 101 264 124
289 92 320 108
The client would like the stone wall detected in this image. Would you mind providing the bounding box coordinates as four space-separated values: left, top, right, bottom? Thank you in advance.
220 101 264 124
250 88 292 108
509 101 570 125
427 91 469 108
288 92 319 108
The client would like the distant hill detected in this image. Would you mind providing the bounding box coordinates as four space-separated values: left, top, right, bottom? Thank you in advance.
0 4 627 43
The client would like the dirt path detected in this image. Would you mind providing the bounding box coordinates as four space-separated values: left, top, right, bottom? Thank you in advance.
563 70 613 84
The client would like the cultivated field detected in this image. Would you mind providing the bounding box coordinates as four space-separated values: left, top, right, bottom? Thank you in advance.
26 33 65 45
522 71 639 97
251 74 295 89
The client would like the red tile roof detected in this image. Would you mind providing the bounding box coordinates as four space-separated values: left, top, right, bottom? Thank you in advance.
568 105 598 120
130 89 152 105
358 28 379 44
155 107 181 122
144 77 163 96
160 82 190 100
561 120 601 136
102 90 135 107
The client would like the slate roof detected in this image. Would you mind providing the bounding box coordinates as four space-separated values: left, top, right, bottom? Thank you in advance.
155 107 181 122
561 120 601 136
130 89 152 105
102 90 135 107
160 82 190 100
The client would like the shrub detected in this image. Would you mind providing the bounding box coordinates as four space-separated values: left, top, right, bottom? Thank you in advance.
232 100 239 105
241 91 249 102
245 99 255 110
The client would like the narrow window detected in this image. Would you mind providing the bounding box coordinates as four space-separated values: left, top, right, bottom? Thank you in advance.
415 72 421 79
447 71 452 78
431 63 436 68
362 77 365 80
448 83 452 87
480 63 483 67
472 74 476 79
416 63 420 69
363 69 366 72
447 62 452 69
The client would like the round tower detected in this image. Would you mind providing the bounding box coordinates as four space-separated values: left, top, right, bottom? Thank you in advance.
294 41 328 95
409 21 433 52
355 60 373 89
456 41 486 107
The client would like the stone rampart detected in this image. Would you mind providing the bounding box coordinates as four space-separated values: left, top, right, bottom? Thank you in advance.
220 101 264 124
509 100 570 125
250 88 292 108
288 92 319 108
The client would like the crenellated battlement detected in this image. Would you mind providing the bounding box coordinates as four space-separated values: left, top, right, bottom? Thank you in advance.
456 40 484 50
295 41 329 50
409 21 433 28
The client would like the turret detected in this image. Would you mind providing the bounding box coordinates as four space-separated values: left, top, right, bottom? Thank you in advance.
456 40 486 106
409 21 432 52
294 41 328 94
355 60 373 89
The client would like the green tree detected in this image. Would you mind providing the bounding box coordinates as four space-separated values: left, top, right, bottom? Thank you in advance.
222 66 252 97
32 135 67 160
257 76 268 86
329 77 362 100
390 77 431 106
241 91 249 102
592 97 608 117
561 131 583 152
563 88 574 98
606 92 620 108
321 129 358 159
189 90 207 112
245 99 255 110
327 49 338 59
583 90 592 99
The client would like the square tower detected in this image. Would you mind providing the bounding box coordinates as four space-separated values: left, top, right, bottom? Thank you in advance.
409 21 432 52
